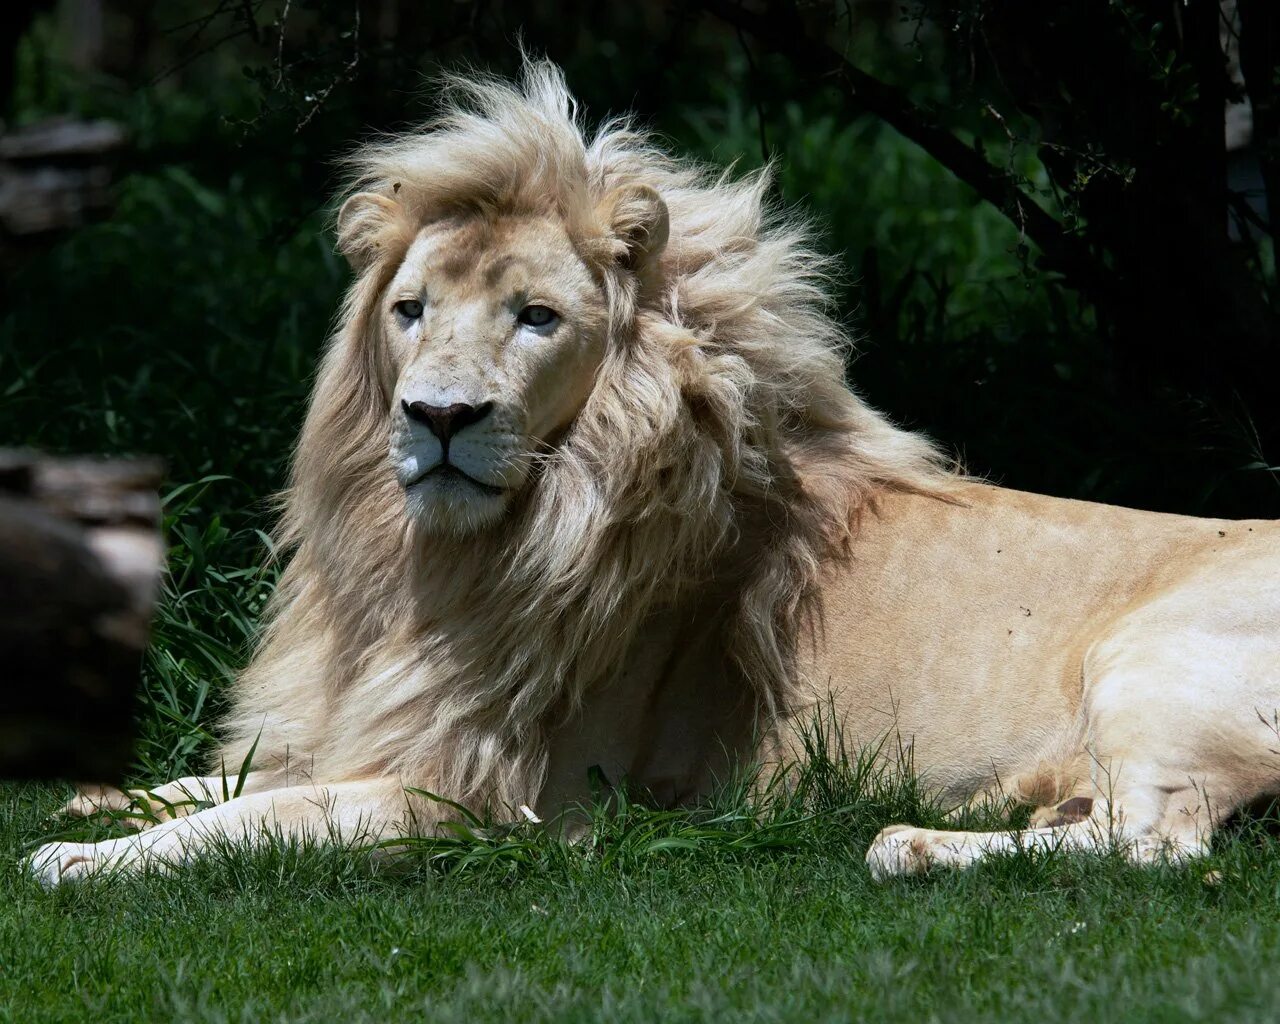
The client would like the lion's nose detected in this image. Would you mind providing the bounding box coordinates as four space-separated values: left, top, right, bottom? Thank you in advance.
402 400 494 445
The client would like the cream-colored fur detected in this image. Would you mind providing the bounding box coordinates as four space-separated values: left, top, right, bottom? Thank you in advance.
30 62 1280 884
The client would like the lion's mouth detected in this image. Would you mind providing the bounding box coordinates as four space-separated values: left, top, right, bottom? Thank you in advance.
408 463 507 496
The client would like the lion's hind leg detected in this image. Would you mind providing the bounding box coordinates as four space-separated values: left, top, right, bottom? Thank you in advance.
864 734 1234 879
865 780 1225 881
866 686 1254 880
869 561 1280 880
865 817 1108 881
951 755 1094 827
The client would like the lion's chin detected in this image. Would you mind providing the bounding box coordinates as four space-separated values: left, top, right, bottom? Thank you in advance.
404 471 511 535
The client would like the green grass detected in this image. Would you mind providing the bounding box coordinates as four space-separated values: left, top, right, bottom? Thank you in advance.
6 758 1280 1023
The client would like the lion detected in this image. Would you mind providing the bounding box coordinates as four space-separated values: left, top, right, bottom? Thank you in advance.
30 61 1280 884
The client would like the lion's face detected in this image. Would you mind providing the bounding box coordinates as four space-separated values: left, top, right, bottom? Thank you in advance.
382 214 609 534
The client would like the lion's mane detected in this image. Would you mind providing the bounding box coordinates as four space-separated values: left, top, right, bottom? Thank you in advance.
217 61 951 810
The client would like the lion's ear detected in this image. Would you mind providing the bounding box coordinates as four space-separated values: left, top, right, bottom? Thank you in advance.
601 183 669 272
336 191 402 271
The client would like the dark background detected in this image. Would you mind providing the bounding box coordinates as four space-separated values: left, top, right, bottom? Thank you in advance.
1 2 1276 773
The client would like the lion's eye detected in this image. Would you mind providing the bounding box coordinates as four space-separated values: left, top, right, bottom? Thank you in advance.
517 304 560 329
394 299 424 320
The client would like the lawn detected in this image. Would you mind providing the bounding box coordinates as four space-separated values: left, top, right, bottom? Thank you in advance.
6 773 1280 1022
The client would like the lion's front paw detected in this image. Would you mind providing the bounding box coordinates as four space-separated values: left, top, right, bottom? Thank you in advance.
60 784 184 830
59 784 150 828
26 842 99 887
25 839 133 888
865 824 934 881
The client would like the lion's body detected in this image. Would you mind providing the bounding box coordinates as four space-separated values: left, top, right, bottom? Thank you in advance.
820 487 1280 812
838 485 1280 875
32 63 1280 883
530 481 1280 872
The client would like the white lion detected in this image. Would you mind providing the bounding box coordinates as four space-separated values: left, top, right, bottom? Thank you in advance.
32 61 1280 883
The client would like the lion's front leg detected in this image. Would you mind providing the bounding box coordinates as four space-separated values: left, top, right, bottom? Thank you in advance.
59 774 251 830
28 777 416 886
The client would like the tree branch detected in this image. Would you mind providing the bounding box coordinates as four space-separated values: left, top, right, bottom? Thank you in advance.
698 0 1103 291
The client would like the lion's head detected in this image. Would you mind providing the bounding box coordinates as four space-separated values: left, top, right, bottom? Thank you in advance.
279 56 951 614
325 66 678 536
337 185 666 533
